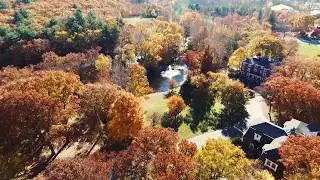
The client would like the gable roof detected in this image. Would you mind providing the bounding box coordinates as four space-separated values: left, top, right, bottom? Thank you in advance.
243 56 281 69
250 122 288 139
263 136 288 152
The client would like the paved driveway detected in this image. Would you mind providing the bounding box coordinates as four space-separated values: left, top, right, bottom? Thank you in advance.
188 92 270 148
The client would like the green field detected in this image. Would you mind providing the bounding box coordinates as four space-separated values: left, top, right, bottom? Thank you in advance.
298 43 320 57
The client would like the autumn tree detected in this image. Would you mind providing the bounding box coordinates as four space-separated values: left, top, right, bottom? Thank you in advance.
283 39 299 57
263 76 320 124
113 128 196 179
94 54 112 82
208 72 249 128
78 83 121 152
40 48 105 83
279 136 320 179
228 47 247 70
42 156 109 180
201 46 219 74
0 90 62 179
274 57 320 90
128 63 152 97
0 70 83 176
7 39 51 67
290 13 315 33
247 34 284 57
0 66 33 86
211 26 238 63
132 21 183 67
168 95 186 118
152 151 195 180
195 139 252 179
107 92 143 143
161 95 186 131
184 50 202 75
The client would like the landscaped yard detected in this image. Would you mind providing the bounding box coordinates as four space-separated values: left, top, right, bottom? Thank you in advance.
298 43 320 57
141 92 224 139
141 92 201 139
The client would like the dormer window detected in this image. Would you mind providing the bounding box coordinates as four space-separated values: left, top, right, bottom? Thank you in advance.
254 133 261 142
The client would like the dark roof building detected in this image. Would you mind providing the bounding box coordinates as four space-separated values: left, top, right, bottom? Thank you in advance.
242 119 320 178
311 26 320 39
242 121 287 158
240 56 282 87
260 136 287 178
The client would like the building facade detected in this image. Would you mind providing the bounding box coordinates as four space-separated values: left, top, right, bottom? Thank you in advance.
240 56 281 87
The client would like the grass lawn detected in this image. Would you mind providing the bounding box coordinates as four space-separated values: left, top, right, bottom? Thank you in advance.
123 17 154 25
178 123 201 139
141 92 201 139
141 92 168 126
298 43 320 57
141 92 223 139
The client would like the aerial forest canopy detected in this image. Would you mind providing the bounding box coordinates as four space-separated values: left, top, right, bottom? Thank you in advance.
0 0 320 179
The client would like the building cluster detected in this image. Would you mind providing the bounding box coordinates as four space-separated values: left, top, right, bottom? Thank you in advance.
241 119 320 178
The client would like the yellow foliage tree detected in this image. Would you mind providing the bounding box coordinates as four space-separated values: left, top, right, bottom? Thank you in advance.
228 47 247 70
95 54 112 81
107 92 143 143
128 64 152 97
195 139 252 179
247 35 284 57
290 13 315 32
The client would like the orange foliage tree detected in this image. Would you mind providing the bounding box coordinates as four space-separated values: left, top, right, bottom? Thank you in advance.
0 70 83 177
0 66 34 86
113 128 196 179
263 76 320 124
107 92 143 143
279 136 320 179
78 83 121 147
184 50 202 75
168 95 186 118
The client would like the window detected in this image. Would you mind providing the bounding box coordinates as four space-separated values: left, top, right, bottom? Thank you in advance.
264 159 278 172
254 133 261 142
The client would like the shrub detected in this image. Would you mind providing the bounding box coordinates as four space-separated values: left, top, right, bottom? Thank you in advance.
161 112 183 131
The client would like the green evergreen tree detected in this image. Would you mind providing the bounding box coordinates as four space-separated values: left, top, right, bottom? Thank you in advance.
66 8 86 33
0 0 9 9
14 8 29 24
